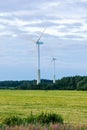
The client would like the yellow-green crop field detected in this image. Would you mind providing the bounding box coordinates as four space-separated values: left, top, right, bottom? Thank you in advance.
0 90 87 125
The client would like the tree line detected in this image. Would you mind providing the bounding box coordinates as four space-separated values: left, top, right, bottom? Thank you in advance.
0 76 87 90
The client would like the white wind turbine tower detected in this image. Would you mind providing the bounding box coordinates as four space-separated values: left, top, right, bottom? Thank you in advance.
52 58 56 84
31 28 46 85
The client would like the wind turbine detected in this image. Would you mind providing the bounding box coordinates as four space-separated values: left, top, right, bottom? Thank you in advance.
52 58 56 84
31 28 46 85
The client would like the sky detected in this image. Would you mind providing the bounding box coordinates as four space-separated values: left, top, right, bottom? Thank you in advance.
0 0 87 81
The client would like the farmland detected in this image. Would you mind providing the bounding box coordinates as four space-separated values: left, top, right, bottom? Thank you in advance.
0 90 87 125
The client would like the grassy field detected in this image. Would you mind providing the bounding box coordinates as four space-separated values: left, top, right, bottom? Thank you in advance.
0 90 87 125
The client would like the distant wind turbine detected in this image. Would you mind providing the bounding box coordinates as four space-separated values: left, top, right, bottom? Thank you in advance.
52 58 56 84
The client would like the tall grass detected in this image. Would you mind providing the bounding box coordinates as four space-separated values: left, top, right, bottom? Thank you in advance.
0 123 87 130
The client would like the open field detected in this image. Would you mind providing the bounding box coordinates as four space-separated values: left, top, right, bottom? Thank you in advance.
0 90 87 124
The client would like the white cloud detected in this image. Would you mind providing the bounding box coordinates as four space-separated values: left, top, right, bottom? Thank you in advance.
80 0 87 2
0 16 87 40
0 12 12 17
41 1 61 10
0 24 5 29
50 18 84 24
0 31 16 37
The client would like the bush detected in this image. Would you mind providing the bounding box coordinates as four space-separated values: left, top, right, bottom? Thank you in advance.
37 112 63 124
3 115 22 126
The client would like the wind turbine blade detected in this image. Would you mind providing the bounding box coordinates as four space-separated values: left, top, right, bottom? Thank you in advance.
37 27 47 42
19 34 36 43
27 38 36 43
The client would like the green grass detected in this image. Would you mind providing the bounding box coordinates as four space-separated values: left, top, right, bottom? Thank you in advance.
0 90 87 124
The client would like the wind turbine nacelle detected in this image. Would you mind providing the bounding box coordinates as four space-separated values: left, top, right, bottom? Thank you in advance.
36 41 43 44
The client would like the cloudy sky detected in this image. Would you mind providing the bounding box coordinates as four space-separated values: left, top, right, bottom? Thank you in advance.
0 0 87 80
